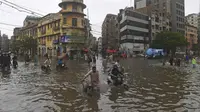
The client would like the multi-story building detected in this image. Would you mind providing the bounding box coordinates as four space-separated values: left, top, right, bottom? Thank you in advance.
13 27 22 40
18 17 39 55
102 14 119 50
135 0 185 40
171 0 185 34
185 23 198 50
98 37 102 53
59 0 87 55
186 13 198 28
37 13 60 56
198 13 200 42
23 16 40 27
0 31 2 50
1 34 9 52
90 37 97 50
84 18 93 48
117 7 149 53
20 23 38 40
13 0 88 56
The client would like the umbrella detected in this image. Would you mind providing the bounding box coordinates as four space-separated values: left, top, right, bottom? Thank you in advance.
146 48 153 56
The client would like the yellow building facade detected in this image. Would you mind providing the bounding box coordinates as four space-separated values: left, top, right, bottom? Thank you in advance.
37 13 61 56
13 0 88 56
58 0 87 53
185 24 198 50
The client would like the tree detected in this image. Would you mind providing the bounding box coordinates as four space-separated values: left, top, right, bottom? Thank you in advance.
150 31 188 55
11 36 37 56
21 36 37 55
11 40 22 53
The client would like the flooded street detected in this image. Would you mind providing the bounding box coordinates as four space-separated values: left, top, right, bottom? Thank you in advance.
0 57 200 112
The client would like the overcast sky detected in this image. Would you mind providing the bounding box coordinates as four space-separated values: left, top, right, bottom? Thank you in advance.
0 0 199 38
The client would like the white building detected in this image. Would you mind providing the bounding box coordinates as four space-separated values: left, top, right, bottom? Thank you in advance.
186 13 198 28
98 37 102 53
117 7 150 53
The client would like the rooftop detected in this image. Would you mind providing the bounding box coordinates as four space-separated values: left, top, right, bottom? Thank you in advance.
25 16 41 21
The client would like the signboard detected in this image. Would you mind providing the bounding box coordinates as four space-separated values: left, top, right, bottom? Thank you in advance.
60 35 70 43
53 40 59 44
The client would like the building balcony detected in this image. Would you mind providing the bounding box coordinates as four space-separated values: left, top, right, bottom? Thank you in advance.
60 9 86 16
53 27 60 31
41 30 46 35
62 25 84 29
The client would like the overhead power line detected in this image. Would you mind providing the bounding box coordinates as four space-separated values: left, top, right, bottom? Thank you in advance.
0 22 21 27
3 0 44 16
0 1 35 15
0 27 13 31
0 0 44 16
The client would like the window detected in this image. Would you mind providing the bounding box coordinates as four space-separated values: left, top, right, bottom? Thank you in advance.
163 3 166 7
72 18 77 26
72 4 77 11
63 17 67 24
152 25 155 29
81 19 84 26
63 5 67 10
120 20 149 29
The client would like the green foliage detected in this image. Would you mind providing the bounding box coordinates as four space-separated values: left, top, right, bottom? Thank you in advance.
150 31 188 50
191 44 199 51
21 36 37 51
11 40 22 53
11 36 37 55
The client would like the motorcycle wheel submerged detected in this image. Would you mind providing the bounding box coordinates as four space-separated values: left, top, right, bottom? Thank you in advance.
107 76 129 90
41 65 51 72
56 64 67 70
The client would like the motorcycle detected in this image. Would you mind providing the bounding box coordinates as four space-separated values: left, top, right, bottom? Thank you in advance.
41 65 51 72
56 63 67 70
107 72 129 90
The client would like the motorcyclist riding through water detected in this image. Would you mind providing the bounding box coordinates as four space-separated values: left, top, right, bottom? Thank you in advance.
110 64 123 85
82 65 100 92
41 54 51 72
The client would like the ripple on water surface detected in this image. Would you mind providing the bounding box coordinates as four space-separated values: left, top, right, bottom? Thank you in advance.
1 59 200 111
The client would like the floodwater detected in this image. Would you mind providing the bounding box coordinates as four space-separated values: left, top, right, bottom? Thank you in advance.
0 57 200 112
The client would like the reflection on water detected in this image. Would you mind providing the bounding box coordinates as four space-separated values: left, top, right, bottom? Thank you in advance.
0 58 200 112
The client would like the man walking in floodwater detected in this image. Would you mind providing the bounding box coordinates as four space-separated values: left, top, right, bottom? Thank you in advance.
82 65 100 89
192 57 197 68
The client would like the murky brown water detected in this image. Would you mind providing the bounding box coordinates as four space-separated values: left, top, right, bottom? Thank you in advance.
0 58 200 112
